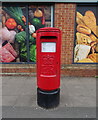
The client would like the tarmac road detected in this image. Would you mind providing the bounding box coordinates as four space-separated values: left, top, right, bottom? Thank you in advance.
1 76 96 118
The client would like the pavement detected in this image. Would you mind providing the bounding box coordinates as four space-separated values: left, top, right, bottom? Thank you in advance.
0 76 96 118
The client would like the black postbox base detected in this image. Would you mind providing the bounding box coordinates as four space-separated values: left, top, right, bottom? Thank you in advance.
37 88 60 109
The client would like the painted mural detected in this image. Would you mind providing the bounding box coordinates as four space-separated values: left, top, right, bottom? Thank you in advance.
1 4 52 62
74 5 98 63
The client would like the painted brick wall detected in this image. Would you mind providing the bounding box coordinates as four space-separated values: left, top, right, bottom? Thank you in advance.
1 3 97 77
54 3 97 77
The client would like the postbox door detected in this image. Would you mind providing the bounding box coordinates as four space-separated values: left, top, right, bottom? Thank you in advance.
40 49 57 76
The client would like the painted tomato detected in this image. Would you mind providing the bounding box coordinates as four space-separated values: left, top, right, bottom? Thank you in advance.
5 18 17 29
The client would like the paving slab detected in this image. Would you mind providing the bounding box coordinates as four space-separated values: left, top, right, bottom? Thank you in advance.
2 106 96 118
1 76 96 118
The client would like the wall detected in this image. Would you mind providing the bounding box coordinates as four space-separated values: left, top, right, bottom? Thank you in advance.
54 3 97 77
1 3 97 77
54 3 76 64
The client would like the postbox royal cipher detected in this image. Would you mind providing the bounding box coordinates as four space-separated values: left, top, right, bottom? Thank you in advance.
36 27 61 108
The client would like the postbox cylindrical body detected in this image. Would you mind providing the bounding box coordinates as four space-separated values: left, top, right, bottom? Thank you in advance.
36 27 61 108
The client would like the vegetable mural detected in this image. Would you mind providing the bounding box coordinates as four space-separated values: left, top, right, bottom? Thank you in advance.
74 6 98 63
1 5 51 62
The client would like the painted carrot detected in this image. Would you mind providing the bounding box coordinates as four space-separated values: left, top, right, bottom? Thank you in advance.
22 16 26 25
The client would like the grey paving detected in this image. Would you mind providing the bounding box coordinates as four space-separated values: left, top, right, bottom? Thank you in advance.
1 76 96 118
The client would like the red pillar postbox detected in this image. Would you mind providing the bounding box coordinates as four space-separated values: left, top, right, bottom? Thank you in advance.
36 27 61 108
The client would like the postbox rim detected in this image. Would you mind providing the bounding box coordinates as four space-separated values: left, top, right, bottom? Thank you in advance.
37 27 61 33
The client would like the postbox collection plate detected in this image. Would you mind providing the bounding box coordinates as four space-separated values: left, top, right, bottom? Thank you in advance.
41 42 56 52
